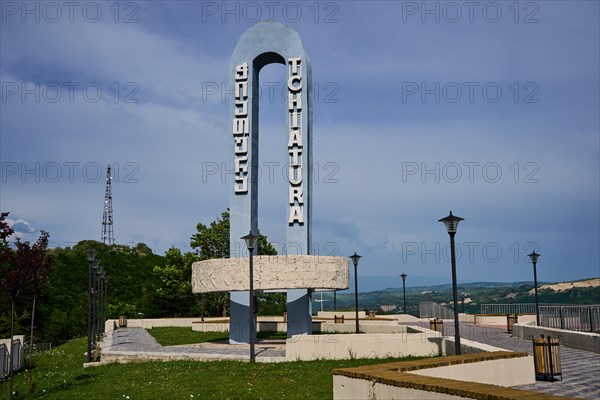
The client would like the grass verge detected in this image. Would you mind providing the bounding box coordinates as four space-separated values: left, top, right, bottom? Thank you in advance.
1 336 427 399
147 327 287 346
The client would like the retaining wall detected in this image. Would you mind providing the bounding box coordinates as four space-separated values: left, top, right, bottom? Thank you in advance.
333 352 539 400
286 332 442 361
513 322 600 353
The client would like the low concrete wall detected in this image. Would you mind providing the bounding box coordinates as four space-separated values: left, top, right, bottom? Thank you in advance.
513 323 600 353
409 355 535 387
388 314 423 323
444 337 510 356
459 313 475 323
334 375 467 399
333 352 537 400
473 314 536 327
108 318 203 331
317 311 367 319
316 323 409 334
191 318 411 335
286 332 442 361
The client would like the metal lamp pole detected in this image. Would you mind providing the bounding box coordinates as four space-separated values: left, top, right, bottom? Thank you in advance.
92 264 102 345
86 249 97 363
103 276 108 336
400 273 407 314
97 270 105 339
242 231 259 362
350 253 362 334
527 251 541 326
439 211 464 355
333 289 337 311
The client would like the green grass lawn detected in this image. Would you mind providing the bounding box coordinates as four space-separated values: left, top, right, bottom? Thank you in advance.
2 335 426 399
148 327 288 346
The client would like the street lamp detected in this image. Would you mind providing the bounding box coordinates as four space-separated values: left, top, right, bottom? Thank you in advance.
439 211 464 355
97 269 105 340
241 231 259 362
103 276 108 337
350 252 362 334
333 289 337 311
92 264 103 344
400 273 407 314
86 248 97 363
527 251 541 326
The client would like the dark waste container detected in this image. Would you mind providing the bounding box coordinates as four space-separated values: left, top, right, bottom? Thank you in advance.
430 318 443 334
506 314 518 333
532 335 562 381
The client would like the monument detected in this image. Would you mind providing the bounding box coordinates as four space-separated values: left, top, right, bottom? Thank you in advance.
192 21 348 344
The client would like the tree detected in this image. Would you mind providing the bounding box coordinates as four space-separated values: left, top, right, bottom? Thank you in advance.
0 213 53 391
190 210 277 259
0 212 21 399
151 247 197 317
190 210 281 317
20 230 53 382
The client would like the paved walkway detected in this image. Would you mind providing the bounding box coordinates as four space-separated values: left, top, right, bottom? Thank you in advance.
101 327 285 363
452 322 599 399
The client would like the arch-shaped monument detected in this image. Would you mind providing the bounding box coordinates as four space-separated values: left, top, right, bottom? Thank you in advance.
193 22 349 344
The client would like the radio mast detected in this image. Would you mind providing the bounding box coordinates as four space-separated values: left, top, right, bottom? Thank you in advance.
101 164 115 245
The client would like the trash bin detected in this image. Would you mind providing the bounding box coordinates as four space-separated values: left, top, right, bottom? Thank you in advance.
532 335 562 381
430 318 443 334
506 314 518 333
368 311 376 318
118 316 127 328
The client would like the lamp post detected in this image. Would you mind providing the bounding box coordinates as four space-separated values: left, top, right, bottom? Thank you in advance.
350 253 362 334
92 264 103 344
86 248 97 363
333 289 337 311
527 251 541 326
438 211 464 355
97 270 105 340
400 273 407 314
241 231 259 362
201 293 205 321
103 276 108 336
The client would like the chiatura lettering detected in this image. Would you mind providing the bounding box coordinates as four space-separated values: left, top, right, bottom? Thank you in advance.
233 62 249 193
288 57 304 225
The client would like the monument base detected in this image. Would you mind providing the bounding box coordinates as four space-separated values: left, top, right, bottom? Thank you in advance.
287 289 312 338
229 291 256 344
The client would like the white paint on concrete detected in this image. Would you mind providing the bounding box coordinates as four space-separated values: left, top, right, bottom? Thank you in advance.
286 333 442 361
333 375 468 400
408 356 535 386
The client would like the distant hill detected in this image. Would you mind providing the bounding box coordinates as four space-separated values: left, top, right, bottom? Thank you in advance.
316 278 600 315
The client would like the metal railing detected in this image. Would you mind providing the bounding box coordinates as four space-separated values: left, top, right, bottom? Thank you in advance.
11 339 22 371
419 301 455 319
0 344 8 380
480 303 555 315
23 342 53 354
539 305 600 333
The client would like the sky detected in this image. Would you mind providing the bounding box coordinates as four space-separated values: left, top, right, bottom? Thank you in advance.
1 1 599 291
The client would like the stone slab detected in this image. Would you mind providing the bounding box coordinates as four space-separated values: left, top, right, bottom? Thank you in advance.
192 255 349 293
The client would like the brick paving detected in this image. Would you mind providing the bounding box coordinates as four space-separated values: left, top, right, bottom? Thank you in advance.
452 322 600 399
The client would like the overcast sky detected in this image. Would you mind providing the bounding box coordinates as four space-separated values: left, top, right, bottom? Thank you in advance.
1 1 598 289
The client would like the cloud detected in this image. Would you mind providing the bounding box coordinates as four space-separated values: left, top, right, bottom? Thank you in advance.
5 217 37 242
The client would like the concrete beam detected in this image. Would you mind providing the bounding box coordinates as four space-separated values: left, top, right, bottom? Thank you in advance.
192 255 349 293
